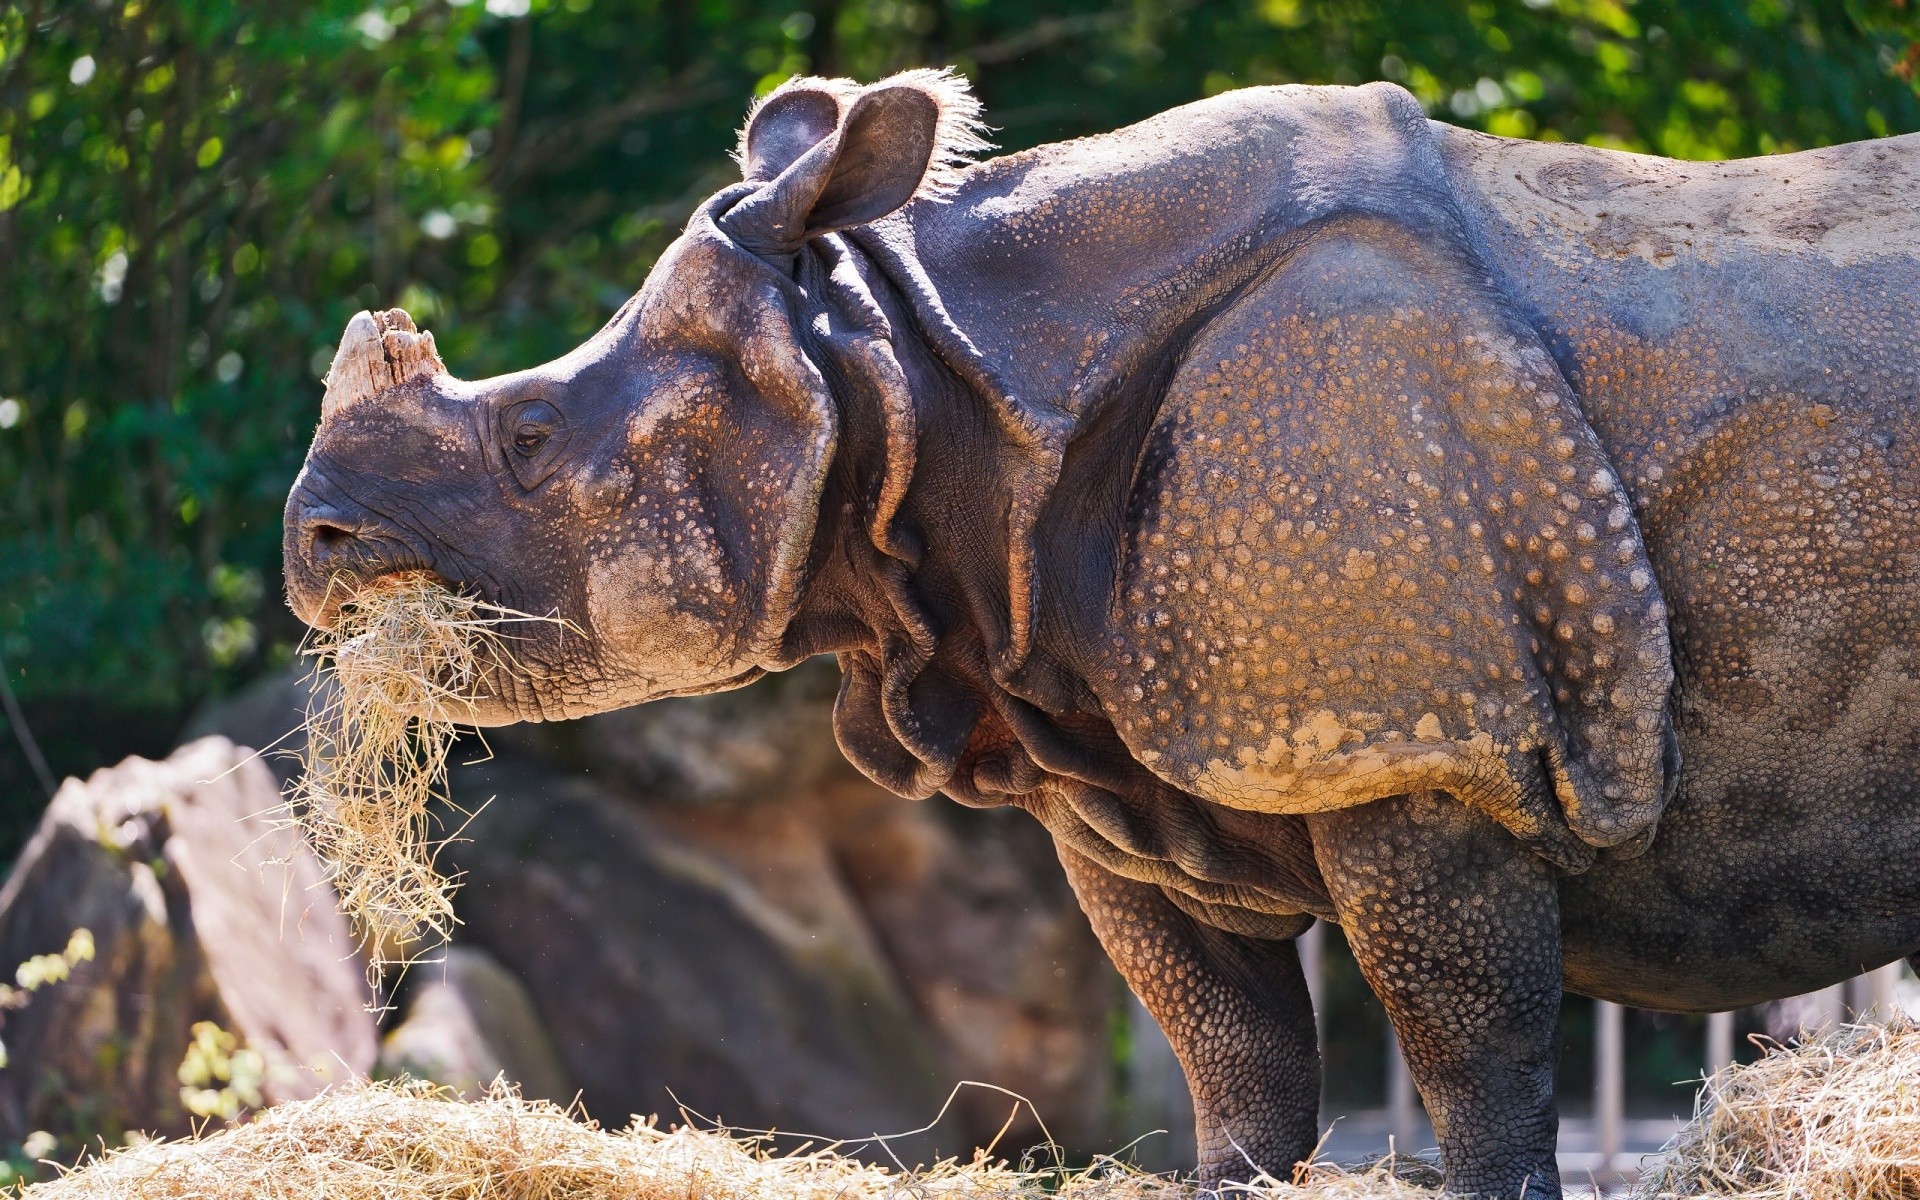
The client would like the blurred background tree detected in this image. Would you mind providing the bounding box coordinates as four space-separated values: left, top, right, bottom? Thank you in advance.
2 0 1918 831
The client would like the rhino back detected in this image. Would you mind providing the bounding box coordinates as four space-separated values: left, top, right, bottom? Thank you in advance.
1442 129 1920 1003
895 82 1452 426
1435 124 1920 530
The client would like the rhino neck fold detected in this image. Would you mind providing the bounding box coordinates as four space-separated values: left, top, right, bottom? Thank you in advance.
757 225 1076 793
753 224 1333 924
769 210 1245 785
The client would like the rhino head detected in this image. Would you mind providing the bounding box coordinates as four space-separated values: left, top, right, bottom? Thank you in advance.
283 70 982 722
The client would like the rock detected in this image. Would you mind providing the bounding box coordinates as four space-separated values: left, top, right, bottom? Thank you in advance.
506 656 848 807
453 662 1189 1162
186 661 847 807
0 737 376 1144
183 663 1189 1164
378 945 571 1102
443 752 966 1162
819 786 1124 1155
179 671 321 786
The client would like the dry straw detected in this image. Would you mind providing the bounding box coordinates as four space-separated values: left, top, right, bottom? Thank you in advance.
17 1079 1442 1200
25 1019 1920 1199
1634 1015 1920 1200
291 572 563 966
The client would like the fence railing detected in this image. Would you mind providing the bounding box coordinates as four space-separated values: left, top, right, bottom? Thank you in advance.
1297 922 1907 1179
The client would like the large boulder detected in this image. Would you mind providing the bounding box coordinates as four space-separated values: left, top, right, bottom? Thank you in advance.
475 657 1175 1158
443 752 966 1160
0 738 375 1146
188 661 1192 1163
530 660 1184 1158
179 671 320 786
812 784 1120 1154
516 660 847 806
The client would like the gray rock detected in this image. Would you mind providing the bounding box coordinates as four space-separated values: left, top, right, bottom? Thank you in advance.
180 669 323 786
823 786 1125 1156
182 663 1178 1163
379 945 572 1102
186 660 846 809
443 752 965 1162
0 737 376 1143
503 657 847 808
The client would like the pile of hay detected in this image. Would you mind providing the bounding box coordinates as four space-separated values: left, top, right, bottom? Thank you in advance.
26 1018 1920 1200
291 572 561 966
1633 1017 1920 1199
17 1080 1437 1200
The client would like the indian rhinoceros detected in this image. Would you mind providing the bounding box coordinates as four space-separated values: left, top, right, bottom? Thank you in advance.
282 70 1920 1198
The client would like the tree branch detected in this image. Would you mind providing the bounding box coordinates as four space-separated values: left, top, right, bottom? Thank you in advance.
490 71 727 189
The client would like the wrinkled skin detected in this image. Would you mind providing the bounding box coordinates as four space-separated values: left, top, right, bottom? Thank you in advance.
285 75 1920 1197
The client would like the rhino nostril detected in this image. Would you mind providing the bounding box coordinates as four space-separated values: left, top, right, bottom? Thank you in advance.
308 522 356 559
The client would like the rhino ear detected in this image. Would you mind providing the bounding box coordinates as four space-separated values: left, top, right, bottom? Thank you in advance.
724 70 986 256
802 85 941 226
723 85 938 255
737 83 844 182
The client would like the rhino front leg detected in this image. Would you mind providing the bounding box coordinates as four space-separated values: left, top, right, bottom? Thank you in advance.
1308 790 1563 1200
1055 844 1320 1186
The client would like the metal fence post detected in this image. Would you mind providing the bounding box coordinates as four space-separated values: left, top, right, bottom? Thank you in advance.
1387 1025 1419 1154
1595 1001 1624 1179
1706 1010 1736 1078
1300 919 1325 1040
1811 982 1847 1030
1848 962 1902 1019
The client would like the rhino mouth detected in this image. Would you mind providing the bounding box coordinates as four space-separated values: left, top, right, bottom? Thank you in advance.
285 493 448 631
299 567 583 726
299 564 439 633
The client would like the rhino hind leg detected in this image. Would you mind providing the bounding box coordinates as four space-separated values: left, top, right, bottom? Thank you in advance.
1309 790 1564 1199
1054 844 1320 1187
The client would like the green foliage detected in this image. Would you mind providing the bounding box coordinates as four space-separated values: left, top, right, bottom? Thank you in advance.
1 0 1917 789
0 926 95 1187
0 926 95 1071
176 1019 265 1121
0 0 494 718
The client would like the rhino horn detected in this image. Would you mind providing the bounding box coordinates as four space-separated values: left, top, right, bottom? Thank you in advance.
320 308 447 420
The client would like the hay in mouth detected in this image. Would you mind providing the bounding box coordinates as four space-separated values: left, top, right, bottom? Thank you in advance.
291 572 560 968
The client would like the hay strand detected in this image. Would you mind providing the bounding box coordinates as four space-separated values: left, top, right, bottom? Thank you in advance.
290 572 563 966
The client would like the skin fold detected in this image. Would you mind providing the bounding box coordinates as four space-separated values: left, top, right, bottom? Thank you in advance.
283 73 1920 1198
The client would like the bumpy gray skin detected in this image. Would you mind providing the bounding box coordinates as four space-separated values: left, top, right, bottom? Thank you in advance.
283 75 1920 1198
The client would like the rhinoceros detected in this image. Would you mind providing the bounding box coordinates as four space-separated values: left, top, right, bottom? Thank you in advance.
283 70 1920 1197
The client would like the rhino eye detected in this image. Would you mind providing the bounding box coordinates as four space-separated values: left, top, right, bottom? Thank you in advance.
500 398 570 489
509 400 560 456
